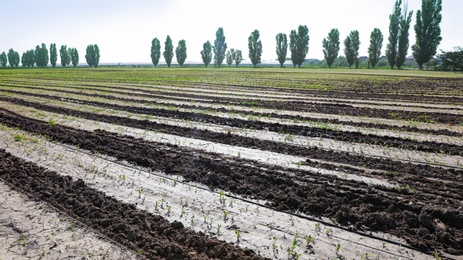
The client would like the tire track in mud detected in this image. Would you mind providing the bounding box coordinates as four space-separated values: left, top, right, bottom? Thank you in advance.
2 92 463 157
1 109 462 255
3 84 463 128
0 150 265 260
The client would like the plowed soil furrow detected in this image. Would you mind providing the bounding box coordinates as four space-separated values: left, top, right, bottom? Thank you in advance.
1 109 462 255
2 97 462 187
4 84 462 125
0 150 265 260
4 86 463 138
2 93 463 157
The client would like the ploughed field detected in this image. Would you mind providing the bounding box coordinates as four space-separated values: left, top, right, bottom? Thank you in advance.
1 68 462 259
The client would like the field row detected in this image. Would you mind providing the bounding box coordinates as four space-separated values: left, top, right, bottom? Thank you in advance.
1 69 462 259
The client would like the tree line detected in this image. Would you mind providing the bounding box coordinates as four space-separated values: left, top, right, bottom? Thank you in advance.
0 43 99 68
149 0 444 70
1 0 451 70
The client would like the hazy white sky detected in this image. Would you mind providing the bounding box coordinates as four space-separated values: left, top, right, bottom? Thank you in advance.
1 0 461 64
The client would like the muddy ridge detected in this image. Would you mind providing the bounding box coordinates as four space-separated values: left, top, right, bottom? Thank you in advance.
1 109 462 255
2 98 462 186
2 95 463 157
0 150 265 260
3 84 462 126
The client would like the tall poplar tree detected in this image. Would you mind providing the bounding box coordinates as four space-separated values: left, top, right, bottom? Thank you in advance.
70 48 79 67
368 28 383 69
7 49 20 67
213 27 227 67
322 28 340 68
344 30 360 68
276 33 287 68
0 52 7 68
397 4 413 69
163 36 174 67
175 40 187 67
85 44 100 68
248 29 262 67
150 38 161 67
60 45 71 67
200 40 212 67
289 25 309 68
386 0 402 69
412 0 442 69
34 43 49 67
50 43 58 68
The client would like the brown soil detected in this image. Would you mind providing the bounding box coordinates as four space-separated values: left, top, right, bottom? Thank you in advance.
1 109 462 256
0 150 265 260
2 95 463 157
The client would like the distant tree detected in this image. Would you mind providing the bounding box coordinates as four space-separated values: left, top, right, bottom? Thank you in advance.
23 50 35 67
163 36 174 67
0 52 7 68
175 40 187 67
21 52 26 67
289 25 309 68
436 47 463 71
276 33 287 68
412 0 442 69
85 44 100 68
50 43 58 68
234 49 243 67
368 28 383 69
7 49 20 67
333 56 349 67
226 49 234 67
60 45 71 67
34 43 49 67
322 28 340 68
150 38 161 67
213 27 227 67
397 3 413 69
248 29 262 67
344 30 360 68
69 48 79 67
200 40 212 67
385 0 402 69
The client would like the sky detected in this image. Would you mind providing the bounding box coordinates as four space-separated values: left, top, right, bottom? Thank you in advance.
1 0 462 64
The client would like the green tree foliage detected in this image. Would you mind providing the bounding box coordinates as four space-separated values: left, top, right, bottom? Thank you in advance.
248 29 262 67
213 27 227 67
0 52 7 68
289 25 309 68
322 28 340 68
21 52 26 67
276 33 287 68
344 30 360 68
234 49 242 67
386 0 402 69
60 45 71 67
150 38 161 67
368 28 383 69
226 49 234 67
34 43 49 67
175 39 187 67
437 47 463 71
200 40 212 67
85 44 100 68
163 36 174 67
50 43 58 68
7 49 20 67
412 0 442 69
21 50 35 67
397 4 413 69
69 48 79 67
